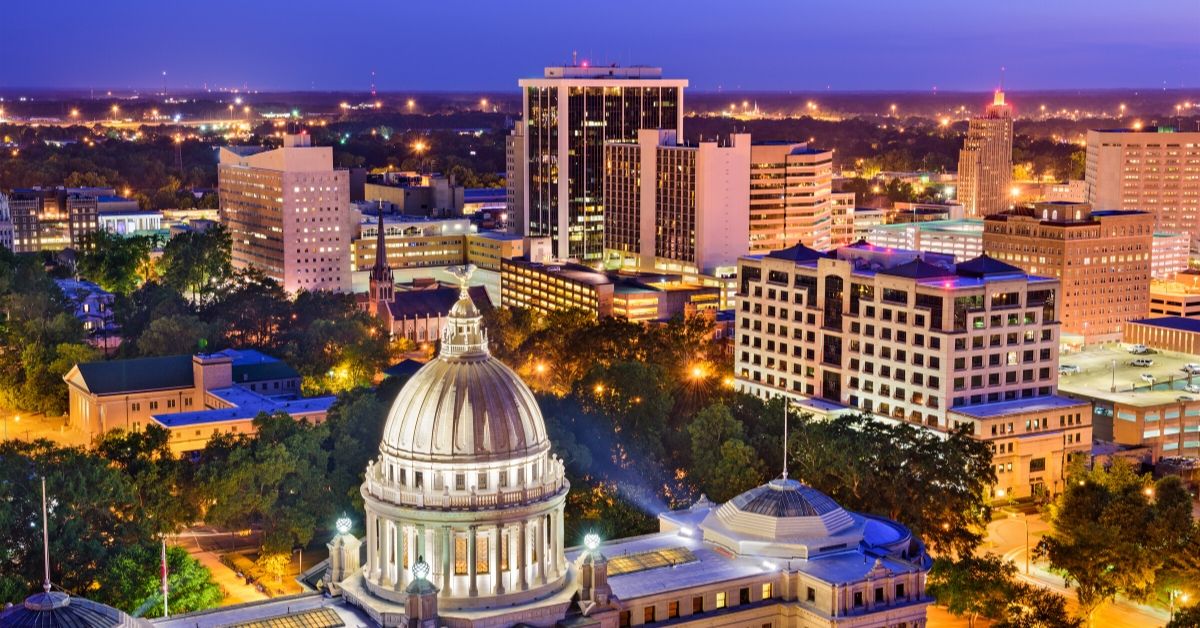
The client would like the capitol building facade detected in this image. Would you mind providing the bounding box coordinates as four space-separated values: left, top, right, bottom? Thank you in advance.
150 268 933 628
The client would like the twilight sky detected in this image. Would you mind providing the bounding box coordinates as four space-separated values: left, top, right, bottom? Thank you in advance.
2 0 1197 92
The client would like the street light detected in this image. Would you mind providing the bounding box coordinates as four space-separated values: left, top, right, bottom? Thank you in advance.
3 414 19 440
1111 359 1117 392
1170 589 1190 621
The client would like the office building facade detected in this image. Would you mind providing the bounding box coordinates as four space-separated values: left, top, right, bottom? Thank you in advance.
957 91 1013 218
219 134 353 293
1086 127 1200 245
983 203 1153 344
518 65 686 261
604 130 750 275
748 142 834 253
8 187 100 252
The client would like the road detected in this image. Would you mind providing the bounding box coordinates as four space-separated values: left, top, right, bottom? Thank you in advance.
171 528 269 606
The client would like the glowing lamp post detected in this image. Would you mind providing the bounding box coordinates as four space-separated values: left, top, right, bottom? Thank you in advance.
584 533 601 556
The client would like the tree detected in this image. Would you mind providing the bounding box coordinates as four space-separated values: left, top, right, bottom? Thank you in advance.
135 313 212 356
687 403 762 500
325 390 389 514
1036 458 1190 622
707 439 764 502
159 224 232 304
75 231 155 295
205 269 289 349
97 544 222 618
94 425 198 535
575 361 673 461
789 413 994 555
927 553 1018 628
995 584 1081 628
1168 604 1200 628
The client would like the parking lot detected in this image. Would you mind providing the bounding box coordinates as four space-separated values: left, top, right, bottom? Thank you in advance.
1058 344 1200 399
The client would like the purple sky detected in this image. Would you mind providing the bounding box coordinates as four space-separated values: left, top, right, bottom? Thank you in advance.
2 0 1197 92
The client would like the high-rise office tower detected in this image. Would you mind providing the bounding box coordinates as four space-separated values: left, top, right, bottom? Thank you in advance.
983 202 1153 345
747 142 833 252
957 90 1014 218
1086 126 1200 245
603 130 751 276
218 133 353 293
516 65 686 261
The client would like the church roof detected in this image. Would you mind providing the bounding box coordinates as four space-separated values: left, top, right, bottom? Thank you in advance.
384 286 491 320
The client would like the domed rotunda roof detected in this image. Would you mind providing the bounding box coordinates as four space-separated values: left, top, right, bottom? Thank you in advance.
0 590 147 628
379 266 550 464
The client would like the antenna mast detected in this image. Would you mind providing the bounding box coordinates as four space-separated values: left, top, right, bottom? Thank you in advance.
41 477 50 593
782 401 789 480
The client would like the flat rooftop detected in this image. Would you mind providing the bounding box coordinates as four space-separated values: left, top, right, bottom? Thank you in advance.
1129 317 1200 333
1058 345 1200 408
950 395 1088 419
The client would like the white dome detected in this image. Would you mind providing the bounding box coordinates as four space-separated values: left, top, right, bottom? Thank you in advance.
379 277 550 465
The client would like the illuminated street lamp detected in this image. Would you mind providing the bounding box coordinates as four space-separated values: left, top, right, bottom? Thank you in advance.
407 98 415 109
1170 590 1191 621
2 414 18 440
70 108 79 119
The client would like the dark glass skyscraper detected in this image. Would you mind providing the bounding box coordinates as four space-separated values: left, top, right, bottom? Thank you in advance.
516 66 686 261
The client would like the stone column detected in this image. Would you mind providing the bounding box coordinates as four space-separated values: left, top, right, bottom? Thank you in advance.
546 513 556 580
396 524 408 590
468 525 479 596
381 519 394 587
518 519 528 591
441 526 451 592
557 508 566 576
493 524 505 595
536 516 547 585
366 512 378 580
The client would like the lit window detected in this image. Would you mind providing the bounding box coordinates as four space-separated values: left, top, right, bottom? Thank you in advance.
716 592 727 609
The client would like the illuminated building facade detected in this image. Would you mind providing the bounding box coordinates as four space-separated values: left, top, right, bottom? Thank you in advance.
957 90 1013 218
218 134 353 293
518 65 686 261
8 187 100 252
1086 127 1200 245
748 142 834 253
983 203 1153 344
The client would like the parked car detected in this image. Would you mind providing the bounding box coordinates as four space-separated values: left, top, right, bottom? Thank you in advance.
1131 358 1155 367
1183 363 1200 374
1059 364 1080 375
1185 384 1200 394
1141 373 1156 383
1128 344 1150 354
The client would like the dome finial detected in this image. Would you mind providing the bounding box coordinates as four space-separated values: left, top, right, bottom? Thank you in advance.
440 264 488 357
448 264 475 301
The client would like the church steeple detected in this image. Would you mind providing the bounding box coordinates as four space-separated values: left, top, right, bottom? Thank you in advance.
369 203 394 304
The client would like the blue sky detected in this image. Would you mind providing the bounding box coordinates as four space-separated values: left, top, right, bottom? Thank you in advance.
2 0 1196 91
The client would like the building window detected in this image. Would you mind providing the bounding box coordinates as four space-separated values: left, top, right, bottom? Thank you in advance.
692 596 703 614
896 583 906 598
854 591 864 607
762 582 773 599
667 601 678 619
806 586 816 602
644 606 655 624
454 536 468 575
875 586 885 603
131 402 141 412
149 401 159 410
740 587 750 605
476 534 489 574
455 473 465 491
1030 458 1046 473
716 592 727 609
619 611 631 628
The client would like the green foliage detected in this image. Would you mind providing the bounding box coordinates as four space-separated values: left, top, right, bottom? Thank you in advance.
1037 458 1196 622
789 413 994 555
94 425 198 535
687 403 763 501
75 230 156 295
197 413 333 555
324 390 389 515
927 553 1017 628
97 545 222 618
576 361 673 460
1168 604 1200 628
994 584 1082 628
135 314 212 356
159 224 232 304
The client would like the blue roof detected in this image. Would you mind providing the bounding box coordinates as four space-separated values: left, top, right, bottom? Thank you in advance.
1130 317 1200 333
949 395 1088 419
151 391 336 427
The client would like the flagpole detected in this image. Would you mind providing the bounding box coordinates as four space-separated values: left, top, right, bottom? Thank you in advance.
161 538 169 618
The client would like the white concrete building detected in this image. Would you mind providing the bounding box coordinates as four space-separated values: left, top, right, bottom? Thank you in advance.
1152 232 1190 279
218 133 353 293
866 219 984 261
98 209 163 236
604 130 750 277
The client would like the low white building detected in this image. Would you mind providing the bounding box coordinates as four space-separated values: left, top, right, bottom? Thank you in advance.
867 219 984 261
98 209 163 236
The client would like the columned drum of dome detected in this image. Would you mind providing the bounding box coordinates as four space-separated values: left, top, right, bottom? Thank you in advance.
357 265 570 611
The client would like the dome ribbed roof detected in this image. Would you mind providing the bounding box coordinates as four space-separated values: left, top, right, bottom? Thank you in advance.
728 479 843 517
379 266 550 464
0 592 146 628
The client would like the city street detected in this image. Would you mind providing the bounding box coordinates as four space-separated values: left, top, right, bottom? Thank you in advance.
171 528 269 605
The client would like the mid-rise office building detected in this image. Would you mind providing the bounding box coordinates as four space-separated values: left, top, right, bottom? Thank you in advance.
735 242 1089 498
218 134 353 293
829 192 857 247
8 187 100 252
517 65 687 261
363 172 465 217
1086 127 1200 244
351 214 474 272
505 122 525 235
957 90 1013 218
1152 232 1190 279
1149 274 1200 318
983 202 1153 344
604 130 750 276
866 219 984 261
748 142 834 252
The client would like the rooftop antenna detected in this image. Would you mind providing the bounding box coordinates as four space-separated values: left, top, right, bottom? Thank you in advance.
41 476 51 593
572 50 578 66
781 400 789 480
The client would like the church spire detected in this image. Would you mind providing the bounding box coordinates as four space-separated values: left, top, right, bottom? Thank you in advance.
369 201 394 304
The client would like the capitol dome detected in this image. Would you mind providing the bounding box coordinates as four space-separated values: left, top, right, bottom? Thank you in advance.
353 266 570 612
